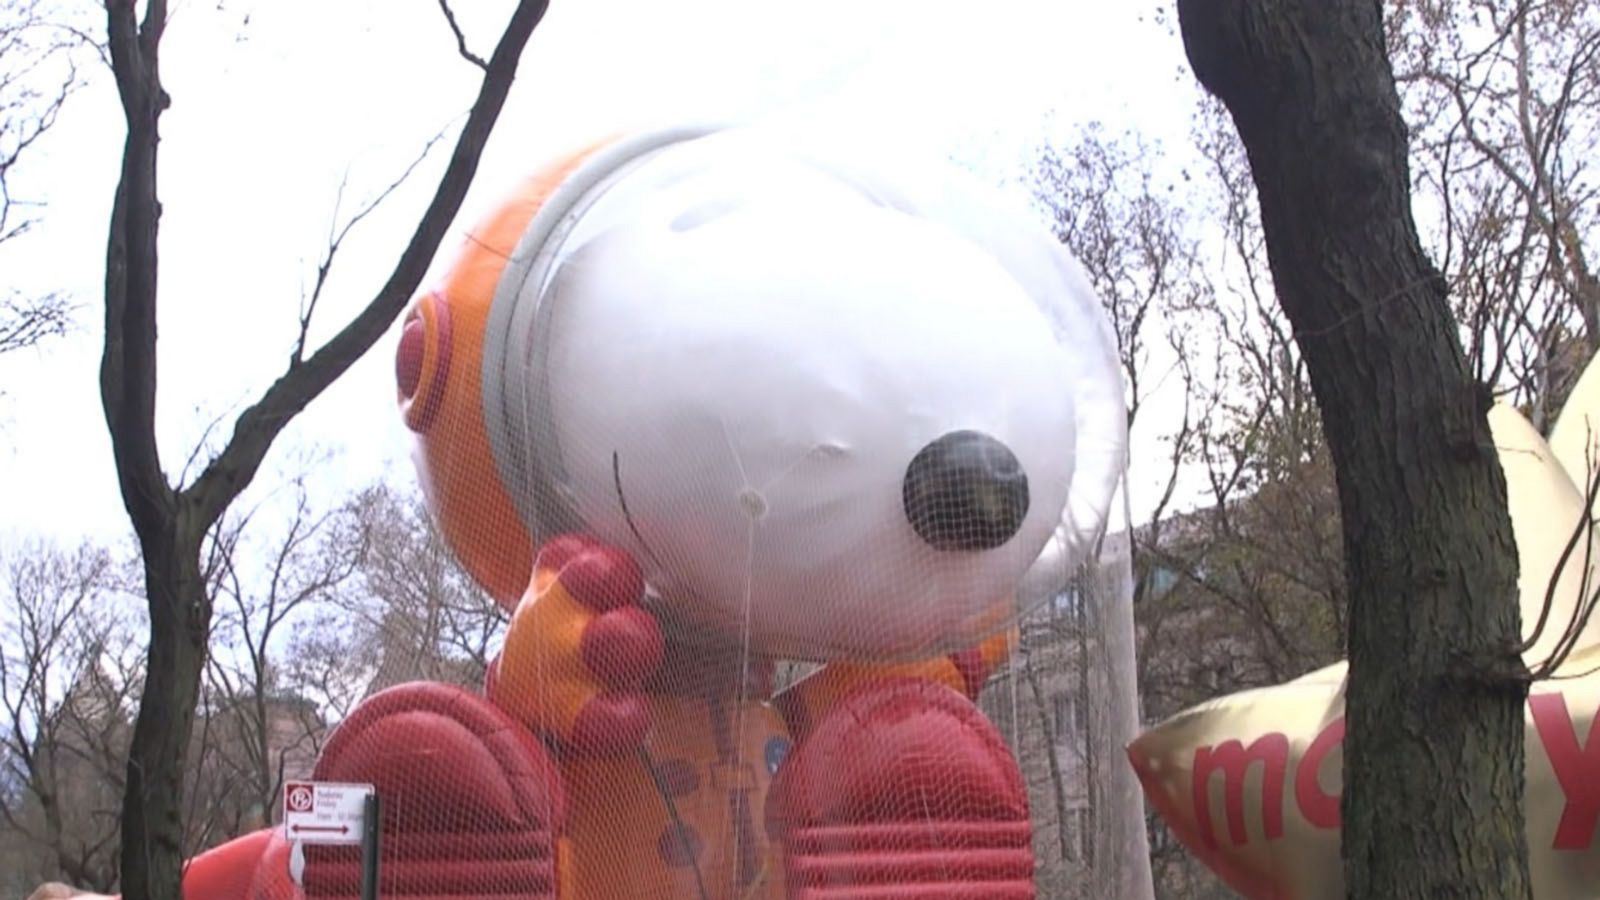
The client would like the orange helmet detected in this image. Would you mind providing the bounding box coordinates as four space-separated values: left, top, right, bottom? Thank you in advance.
394 128 719 608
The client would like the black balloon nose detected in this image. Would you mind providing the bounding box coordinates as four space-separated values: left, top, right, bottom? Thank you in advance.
903 430 1030 552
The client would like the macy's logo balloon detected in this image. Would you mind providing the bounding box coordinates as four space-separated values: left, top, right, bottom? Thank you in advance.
1129 356 1600 899
1174 691 1596 853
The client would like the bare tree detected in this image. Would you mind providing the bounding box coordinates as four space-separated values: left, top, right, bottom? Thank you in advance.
188 478 360 849
1392 0 1600 429
343 482 506 693
1025 111 1350 899
277 608 377 733
0 0 86 358
1134 102 1347 705
97 2 550 897
181 476 505 857
1003 123 1211 899
0 294 70 359
0 541 139 893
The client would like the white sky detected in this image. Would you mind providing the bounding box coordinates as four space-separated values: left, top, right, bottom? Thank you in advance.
0 0 1207 548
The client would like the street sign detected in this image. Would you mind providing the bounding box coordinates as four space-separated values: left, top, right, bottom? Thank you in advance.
282 780 375 845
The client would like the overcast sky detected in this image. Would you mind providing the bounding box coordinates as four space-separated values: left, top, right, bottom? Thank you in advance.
0 0 1206 547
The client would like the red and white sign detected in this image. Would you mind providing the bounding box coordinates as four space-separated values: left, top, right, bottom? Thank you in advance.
282 780 374 845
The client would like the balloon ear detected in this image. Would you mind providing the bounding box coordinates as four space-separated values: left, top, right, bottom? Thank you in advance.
398 139 614 611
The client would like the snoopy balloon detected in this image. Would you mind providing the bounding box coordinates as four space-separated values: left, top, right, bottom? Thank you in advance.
175 125 1129 900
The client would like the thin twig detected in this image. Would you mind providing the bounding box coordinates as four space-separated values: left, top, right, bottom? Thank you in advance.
436 0 487 70
294 119 459 364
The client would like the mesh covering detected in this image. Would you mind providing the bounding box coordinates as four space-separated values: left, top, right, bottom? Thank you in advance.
175 124 1135 900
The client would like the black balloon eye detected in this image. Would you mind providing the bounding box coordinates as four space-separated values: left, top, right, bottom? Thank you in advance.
902 430 1030 552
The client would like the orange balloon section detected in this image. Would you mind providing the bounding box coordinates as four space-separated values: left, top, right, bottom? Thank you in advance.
395 139 610 609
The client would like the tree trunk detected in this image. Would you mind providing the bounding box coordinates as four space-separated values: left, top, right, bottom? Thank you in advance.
120 517 209 900
1173 2 1531 897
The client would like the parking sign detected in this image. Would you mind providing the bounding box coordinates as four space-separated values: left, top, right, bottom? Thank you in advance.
281 780 374 845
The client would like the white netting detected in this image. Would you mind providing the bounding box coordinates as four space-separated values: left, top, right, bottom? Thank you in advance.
171 124 1137 900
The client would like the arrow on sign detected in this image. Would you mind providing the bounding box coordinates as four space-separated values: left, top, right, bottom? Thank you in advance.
291 825 350 835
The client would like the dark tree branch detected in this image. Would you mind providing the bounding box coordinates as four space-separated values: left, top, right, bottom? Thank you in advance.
187 0 549 527
437 0 488 70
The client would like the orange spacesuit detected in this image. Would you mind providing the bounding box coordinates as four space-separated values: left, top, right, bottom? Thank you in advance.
176 535 1026 900
483 533 1020 900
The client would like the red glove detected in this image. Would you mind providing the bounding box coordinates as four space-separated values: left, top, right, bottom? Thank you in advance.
489 534 666 755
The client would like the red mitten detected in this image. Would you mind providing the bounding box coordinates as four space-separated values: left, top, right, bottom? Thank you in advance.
766 679 1035 899
298 682 567 899
489 534 666 756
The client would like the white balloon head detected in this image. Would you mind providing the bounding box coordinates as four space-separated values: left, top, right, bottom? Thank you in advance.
474 125 1128 662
